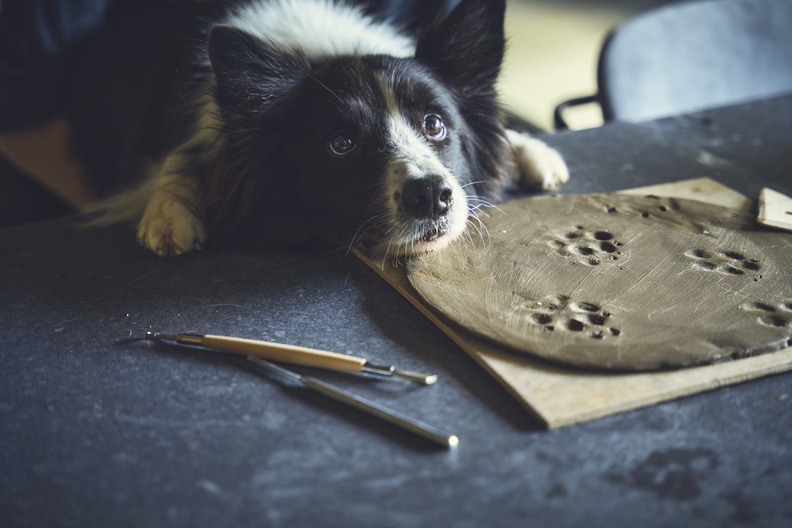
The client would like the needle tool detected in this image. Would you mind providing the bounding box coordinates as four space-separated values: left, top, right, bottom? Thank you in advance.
247 356 458 448
143 332 437 385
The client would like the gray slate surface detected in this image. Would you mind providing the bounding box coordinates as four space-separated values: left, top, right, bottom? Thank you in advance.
2 94 792 527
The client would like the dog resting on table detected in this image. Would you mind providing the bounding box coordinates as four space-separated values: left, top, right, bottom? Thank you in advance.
79 0 568 258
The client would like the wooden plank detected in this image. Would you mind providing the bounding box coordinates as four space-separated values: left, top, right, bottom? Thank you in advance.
355 178 792 428
619 176 754 213
758 187 792 232
477 346 792 428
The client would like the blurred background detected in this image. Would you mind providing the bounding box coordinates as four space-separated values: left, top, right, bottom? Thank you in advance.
500 0 676 131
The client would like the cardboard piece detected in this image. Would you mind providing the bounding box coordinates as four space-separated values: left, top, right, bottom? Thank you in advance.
355 178 792 428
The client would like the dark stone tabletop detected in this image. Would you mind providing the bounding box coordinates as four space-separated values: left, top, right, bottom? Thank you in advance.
2 94 792 527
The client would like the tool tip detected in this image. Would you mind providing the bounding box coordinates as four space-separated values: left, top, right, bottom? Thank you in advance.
448 435 459 448
393 369 438 385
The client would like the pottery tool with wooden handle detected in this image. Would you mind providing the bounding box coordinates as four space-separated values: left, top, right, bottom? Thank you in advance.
142 332 437 384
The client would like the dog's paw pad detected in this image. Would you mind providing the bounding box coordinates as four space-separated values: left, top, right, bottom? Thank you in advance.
137 199 207 257
506 130 570 191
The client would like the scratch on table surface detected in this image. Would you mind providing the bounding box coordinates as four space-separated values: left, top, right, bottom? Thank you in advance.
113 412 277 429
198 480 223 495
117 262 168 294
54 318 77 333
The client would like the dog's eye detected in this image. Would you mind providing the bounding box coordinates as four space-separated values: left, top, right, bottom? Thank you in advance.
328 131 356 156
423 114 446 140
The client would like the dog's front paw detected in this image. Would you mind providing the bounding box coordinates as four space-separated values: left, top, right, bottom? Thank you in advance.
137 198 207 257
506 129 569 190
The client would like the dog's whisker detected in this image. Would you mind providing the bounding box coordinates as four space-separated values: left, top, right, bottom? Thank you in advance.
466 209 490 246
465 218 480 245
460 223 474 246
466 197 496 206
466 198 505 216
347 214 387 254
460 180 490 189
307 75 346 105
382 222 408 262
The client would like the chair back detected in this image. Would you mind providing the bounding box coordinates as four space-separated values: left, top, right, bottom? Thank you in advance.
598 0 792 122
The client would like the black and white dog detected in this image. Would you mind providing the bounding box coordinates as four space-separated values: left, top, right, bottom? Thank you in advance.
76 0 568 258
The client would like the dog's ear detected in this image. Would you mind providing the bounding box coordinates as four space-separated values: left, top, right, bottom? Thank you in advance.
208 25 310 118
415 0 505 97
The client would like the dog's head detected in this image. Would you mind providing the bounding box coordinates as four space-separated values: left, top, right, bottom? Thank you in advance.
204 0 509 257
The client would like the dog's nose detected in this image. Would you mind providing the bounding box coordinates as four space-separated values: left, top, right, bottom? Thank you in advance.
402 176 452 219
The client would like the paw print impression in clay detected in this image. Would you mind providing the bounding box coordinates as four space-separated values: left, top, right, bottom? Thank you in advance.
685 248 762 276
740 300 792 328
519 294 622 340
547 226 624 266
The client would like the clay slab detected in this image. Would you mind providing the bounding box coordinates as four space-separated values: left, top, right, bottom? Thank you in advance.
407 193 792 370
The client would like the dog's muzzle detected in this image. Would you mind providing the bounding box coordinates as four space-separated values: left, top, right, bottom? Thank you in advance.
370 165 466 257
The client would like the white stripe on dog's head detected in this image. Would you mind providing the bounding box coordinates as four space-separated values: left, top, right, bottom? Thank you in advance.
378 74 448 182
225 0 415 61
375 73 469 256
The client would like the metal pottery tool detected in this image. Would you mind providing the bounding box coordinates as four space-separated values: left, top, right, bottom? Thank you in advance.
247 356 458 448
143 332 437 384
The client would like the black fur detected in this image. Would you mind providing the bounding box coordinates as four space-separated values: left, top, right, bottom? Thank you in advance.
66 0 514 255
64 3 222 196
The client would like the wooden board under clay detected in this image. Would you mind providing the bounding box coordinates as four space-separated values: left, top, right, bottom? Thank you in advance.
407 193 792 370
355 179 792 428
758 187 792 232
